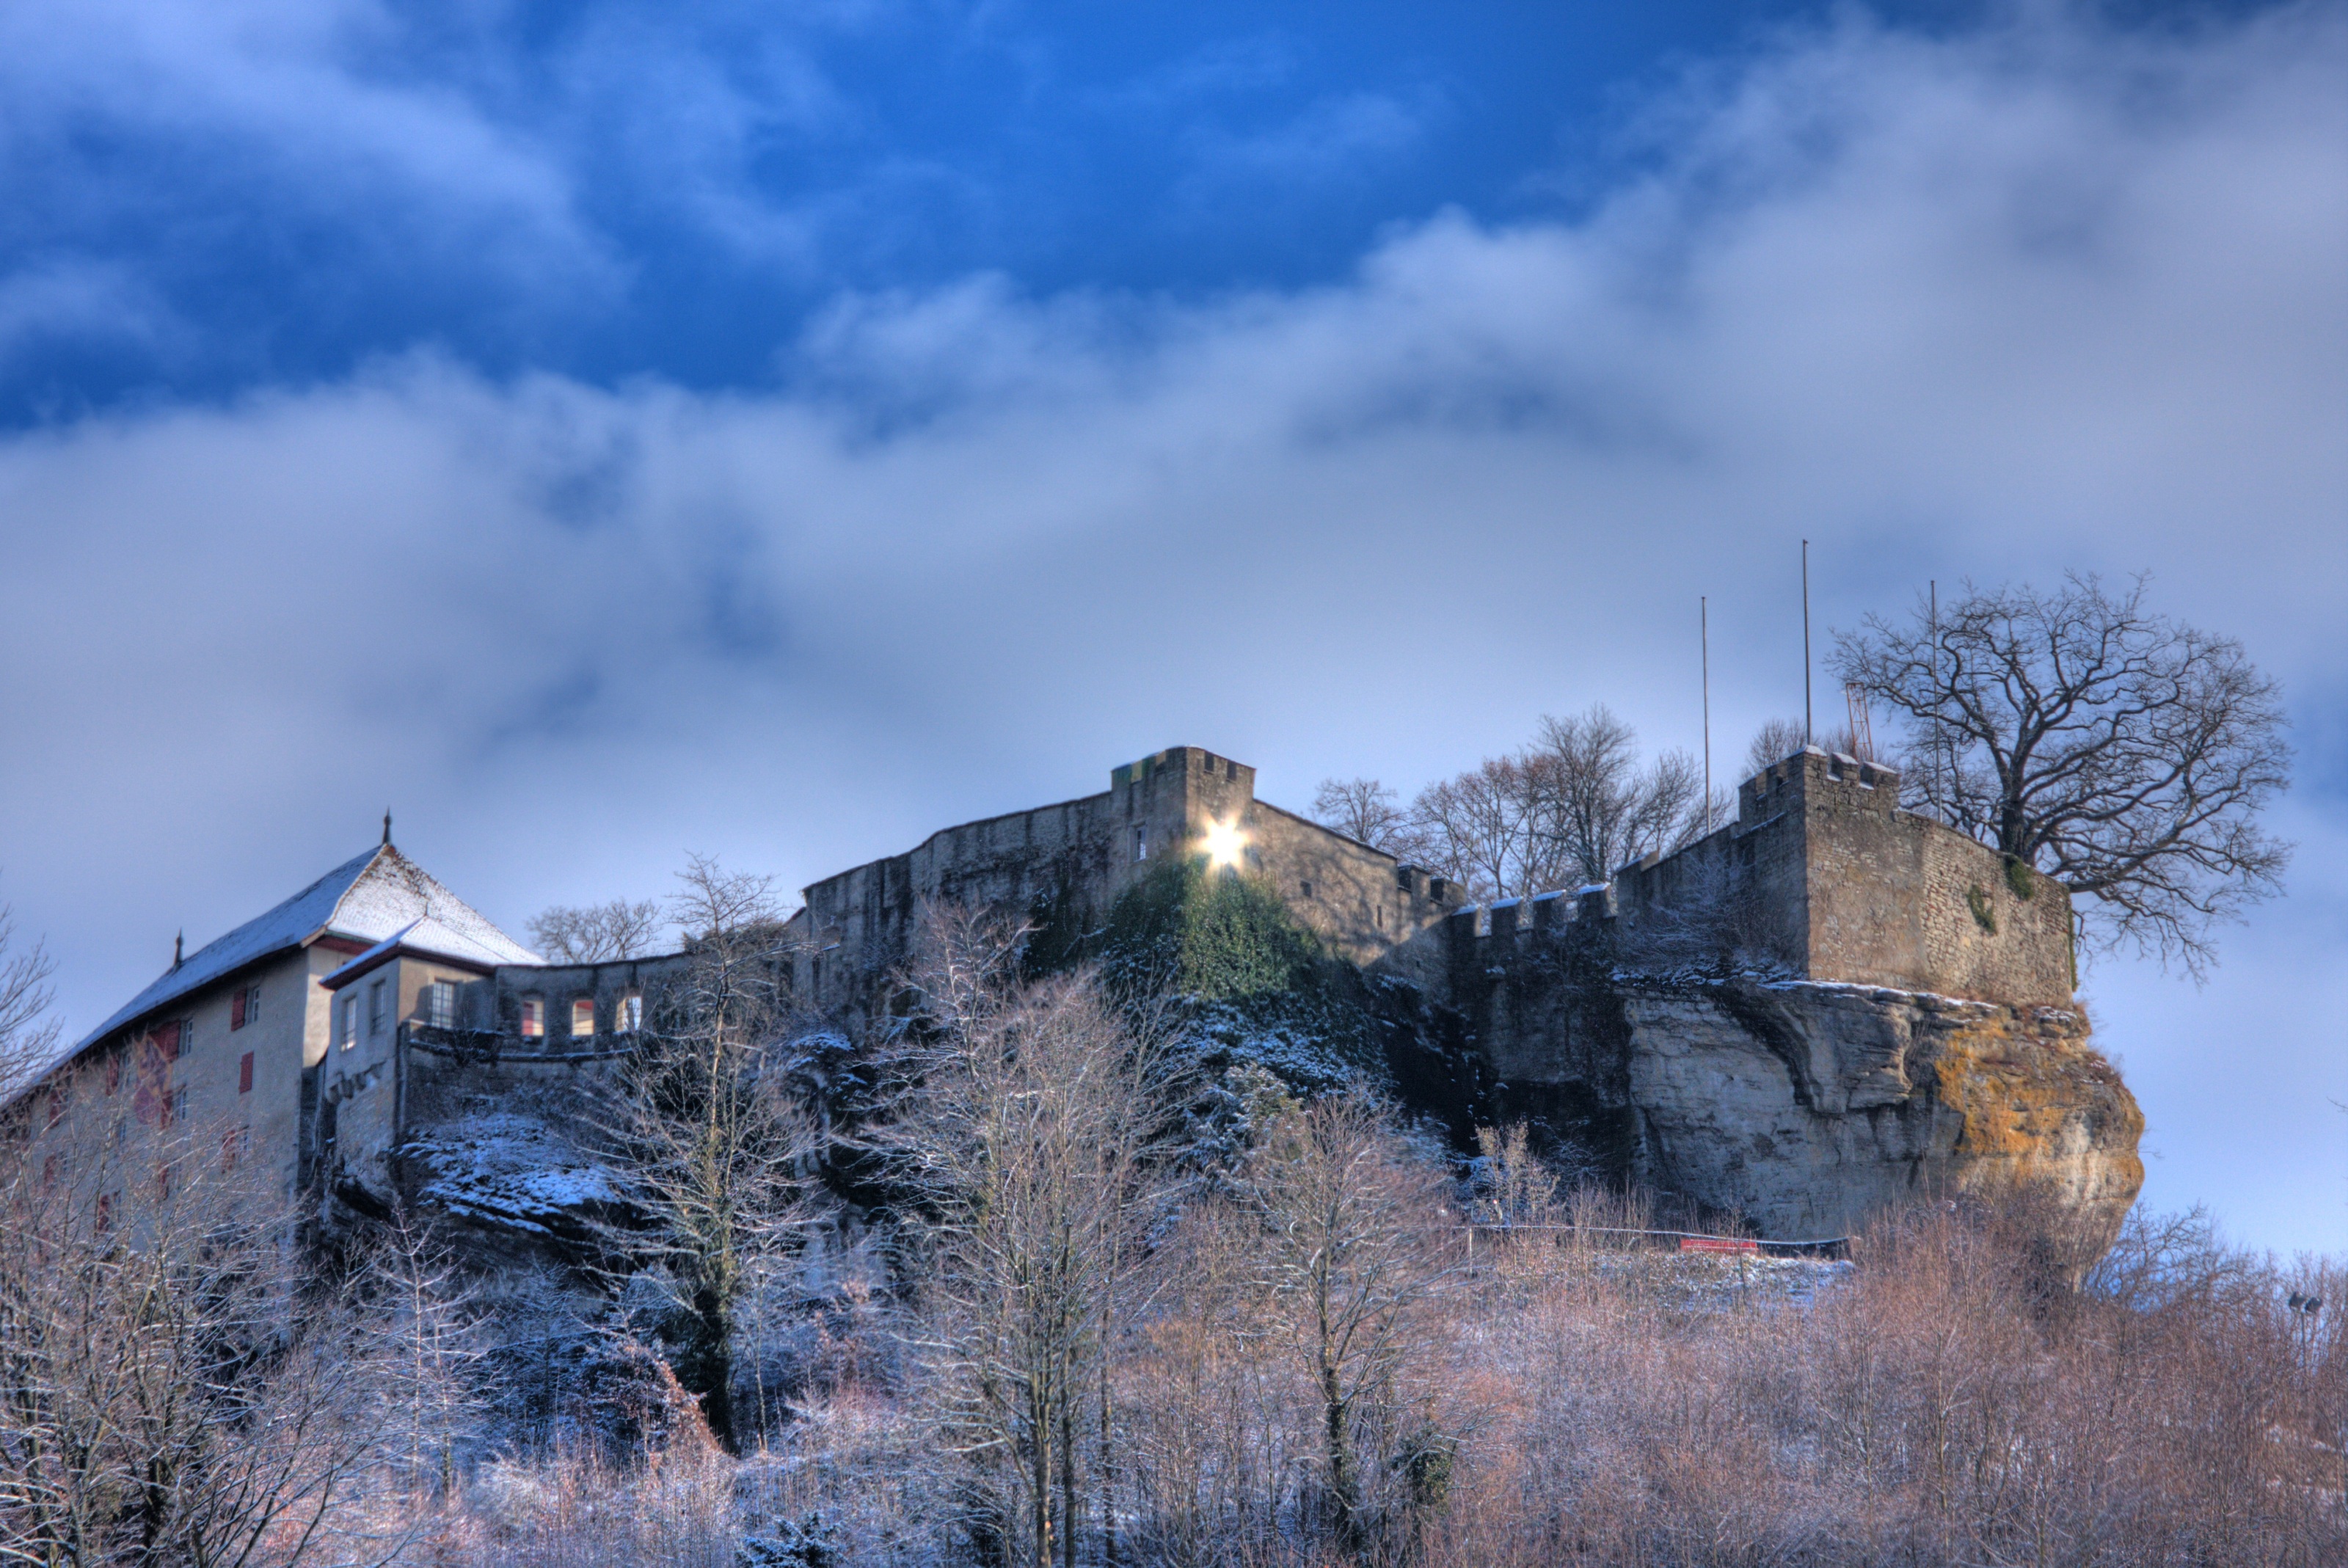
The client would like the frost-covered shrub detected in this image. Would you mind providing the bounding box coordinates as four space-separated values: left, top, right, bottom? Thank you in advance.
737 1512 845 1568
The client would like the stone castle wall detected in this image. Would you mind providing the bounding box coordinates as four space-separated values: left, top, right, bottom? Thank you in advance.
1613 749 2073 1007
328 746 2117 1250
785 745 1462 1018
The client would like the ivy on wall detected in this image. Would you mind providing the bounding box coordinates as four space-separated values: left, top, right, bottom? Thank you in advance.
1101 859 1323 1000
1092 859 1382 1090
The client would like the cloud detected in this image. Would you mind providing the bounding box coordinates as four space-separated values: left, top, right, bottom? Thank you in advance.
1178 87 1443 189
0 260 181 368
1090 34 1305 112
0 0 605 266
2 4 2344 1247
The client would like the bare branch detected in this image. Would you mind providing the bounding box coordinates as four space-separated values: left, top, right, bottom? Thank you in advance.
1310 778 1413 857
527 897 666 963
1832 572 2292 974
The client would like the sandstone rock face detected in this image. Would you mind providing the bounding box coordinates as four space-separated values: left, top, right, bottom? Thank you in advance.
1616 980 2143 1243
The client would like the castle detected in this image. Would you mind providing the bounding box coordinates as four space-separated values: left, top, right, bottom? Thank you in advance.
20 743 2137 1244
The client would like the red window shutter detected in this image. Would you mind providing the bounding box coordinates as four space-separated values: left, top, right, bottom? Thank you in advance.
238 1052 254 1094
158 1022 180 1062
230 990 246 1029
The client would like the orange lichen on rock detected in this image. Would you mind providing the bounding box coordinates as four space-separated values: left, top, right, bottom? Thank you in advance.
1930 1003 2144 1238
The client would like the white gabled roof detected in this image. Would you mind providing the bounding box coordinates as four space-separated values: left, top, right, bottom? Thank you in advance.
322 911 533 988
70 845 540 1057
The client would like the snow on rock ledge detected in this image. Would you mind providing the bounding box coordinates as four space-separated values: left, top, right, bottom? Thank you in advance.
399 1110 623 1239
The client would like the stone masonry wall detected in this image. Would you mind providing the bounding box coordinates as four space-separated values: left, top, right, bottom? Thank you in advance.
786 745 1461 1018
1614 749 2073 1007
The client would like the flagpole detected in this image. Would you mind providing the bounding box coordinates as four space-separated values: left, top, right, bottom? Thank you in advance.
1801 540 1813 747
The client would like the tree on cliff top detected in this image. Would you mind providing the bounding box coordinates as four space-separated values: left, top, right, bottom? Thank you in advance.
1352 707 1717 900
529 895 666 962
1833 573 2291 975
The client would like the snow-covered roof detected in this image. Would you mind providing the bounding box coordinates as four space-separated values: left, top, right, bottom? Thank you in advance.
69 845 539 1057
322 913 529 988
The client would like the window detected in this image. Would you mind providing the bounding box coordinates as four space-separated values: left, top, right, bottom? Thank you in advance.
571 998 596 1038
238 1051 254 1095
618 992 643 1032
222 1126 249 1172
1134 825 1148 862
156 1019 185 1062
95 1193 112 1235
367 979 387 1036
106 1054 122 1095
230 983 259 1029
340 996 359 1050
426 980 457 1029
163 1086 189 1129
519 998 544 1038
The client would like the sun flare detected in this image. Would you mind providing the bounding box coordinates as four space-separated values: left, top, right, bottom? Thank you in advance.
1201 817 1246 869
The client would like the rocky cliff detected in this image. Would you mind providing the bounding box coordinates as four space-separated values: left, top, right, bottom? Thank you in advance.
1432 930 2145 1247
1614 980 2143 1243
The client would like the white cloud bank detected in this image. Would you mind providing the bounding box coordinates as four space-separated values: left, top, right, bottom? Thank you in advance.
3 4 2344 1247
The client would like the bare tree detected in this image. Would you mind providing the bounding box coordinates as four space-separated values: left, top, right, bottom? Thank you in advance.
528 897 666 963
0 894 59 1108
1406 759 1545 901
1525 705 1714 885
1746 718 1808 776
599 856 815 1453
1242 1094 1448 1558
885 904 1184 1568
1402 712 1717 898
361 1206 487 1500
1310 778 1412 857
1834 574 2292 972
671 854 784 941
0 1090 403 1568
1471 1123 1558 1229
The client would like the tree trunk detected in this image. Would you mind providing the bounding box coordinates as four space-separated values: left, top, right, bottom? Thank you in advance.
1320 1354 1361 1553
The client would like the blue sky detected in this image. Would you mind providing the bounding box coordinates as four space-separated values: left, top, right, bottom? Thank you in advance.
0 0 2165 413
1 0 2343 1252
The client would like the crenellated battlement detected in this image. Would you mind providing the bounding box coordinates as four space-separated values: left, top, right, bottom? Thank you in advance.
1429 746 2072 1009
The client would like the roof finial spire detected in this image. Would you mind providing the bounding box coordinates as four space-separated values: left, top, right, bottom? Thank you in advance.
172 930 183 969
382 808 393 847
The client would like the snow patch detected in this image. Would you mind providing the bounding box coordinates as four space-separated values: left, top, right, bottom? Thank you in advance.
401 1109 621 1236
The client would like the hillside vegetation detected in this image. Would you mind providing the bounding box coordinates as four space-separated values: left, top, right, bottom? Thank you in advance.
1 906 2341 1568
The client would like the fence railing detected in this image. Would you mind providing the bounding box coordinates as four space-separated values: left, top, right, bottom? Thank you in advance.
1460 1222 1853 1272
